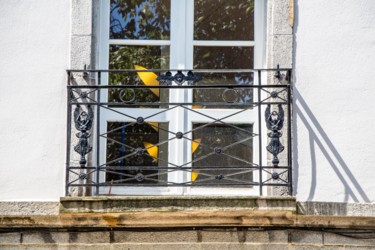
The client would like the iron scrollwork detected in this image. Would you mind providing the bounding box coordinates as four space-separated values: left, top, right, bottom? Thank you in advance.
74 105 94 167
265 104 285 167
157 70 202 85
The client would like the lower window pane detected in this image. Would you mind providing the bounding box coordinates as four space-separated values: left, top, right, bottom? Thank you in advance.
105 122 169 184
192 123 254 186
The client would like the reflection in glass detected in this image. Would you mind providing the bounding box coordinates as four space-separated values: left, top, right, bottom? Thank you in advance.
109 45 169 105
110 0 170 40
194 46 253 69
106 122 168 184
194 0 254 40
192 123 253 185
192 73 254 109
193 46 254 108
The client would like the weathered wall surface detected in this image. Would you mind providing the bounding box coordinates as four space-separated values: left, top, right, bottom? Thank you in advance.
294 0 375 202
0 1 70 200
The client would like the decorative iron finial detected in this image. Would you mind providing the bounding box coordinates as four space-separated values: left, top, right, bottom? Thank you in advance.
74 105 94 167
265 104 285 167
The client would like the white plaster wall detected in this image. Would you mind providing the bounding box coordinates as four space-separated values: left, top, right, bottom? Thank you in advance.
0 1 70 200
294 0 375 202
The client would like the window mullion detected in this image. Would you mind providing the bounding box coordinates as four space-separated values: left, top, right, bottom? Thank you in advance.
168 0 189 190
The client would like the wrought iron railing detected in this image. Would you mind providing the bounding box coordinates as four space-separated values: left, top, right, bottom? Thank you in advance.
66 68 292 196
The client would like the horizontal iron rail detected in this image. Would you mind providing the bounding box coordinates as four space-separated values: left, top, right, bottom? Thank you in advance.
67 68 292 73
68 183 290 187
70 102 288 106
68 84 291 88
68 166 291 170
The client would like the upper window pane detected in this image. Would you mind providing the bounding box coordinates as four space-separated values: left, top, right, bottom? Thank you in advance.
194 0 254 40
110 0 171 40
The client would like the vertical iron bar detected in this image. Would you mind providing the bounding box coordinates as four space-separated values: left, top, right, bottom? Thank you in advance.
257 70 263 196
96 72 101 195
287 69 293 195
65 71 72 196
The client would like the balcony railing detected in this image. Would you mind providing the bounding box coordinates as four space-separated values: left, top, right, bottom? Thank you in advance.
66 68 292 196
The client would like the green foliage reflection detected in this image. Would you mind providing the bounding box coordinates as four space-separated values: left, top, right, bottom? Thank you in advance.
109 45 169 105
110 0 170 40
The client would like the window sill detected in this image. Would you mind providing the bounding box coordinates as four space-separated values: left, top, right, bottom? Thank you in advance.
59 196 296 213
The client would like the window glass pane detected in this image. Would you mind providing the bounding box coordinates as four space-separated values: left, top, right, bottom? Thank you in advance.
194 0 254 40
193 46 253 108
194 46 253 69
109 45 169 105
192 123 253 185
110 0 171 40
106 122 169 184
193 73 253 109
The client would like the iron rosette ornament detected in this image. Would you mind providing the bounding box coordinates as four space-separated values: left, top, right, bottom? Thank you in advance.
157 70 202 85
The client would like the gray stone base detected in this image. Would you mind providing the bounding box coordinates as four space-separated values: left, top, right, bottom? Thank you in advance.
0 229 374 249
0 202 59 215
297 201 375 216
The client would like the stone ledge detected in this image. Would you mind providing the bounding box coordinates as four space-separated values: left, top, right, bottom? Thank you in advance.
1 211 375 229
59 196 296 213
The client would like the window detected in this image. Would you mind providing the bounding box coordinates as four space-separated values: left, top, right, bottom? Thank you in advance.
98 0 265 195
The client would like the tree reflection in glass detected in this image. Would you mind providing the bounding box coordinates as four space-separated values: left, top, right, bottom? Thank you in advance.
109 45 169 106
110 0 170 40
192 123 253 185
193 46 254 108
194 0 254 40
106 122 169 184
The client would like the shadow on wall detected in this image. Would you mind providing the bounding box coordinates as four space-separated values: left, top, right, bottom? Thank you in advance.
292 1 369 203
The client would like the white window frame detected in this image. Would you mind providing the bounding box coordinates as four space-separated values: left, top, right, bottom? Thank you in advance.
98 0 267 196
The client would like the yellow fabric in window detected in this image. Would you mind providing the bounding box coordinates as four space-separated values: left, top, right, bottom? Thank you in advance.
135 65 160 97
191 138 202 182
143 142 158 162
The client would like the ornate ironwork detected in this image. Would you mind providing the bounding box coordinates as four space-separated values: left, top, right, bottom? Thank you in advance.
176 132 183 139
265 104 285 167
74 105 94 167
222 88 239 103
66 68 293 196
119 88 136 103
157 70 202 85
135 173 145 182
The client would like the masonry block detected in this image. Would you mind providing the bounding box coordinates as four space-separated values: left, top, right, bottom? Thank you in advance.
0 232 20 243
290 230 323 244
324 232 375 246
113 231 198 243
22 232 109 244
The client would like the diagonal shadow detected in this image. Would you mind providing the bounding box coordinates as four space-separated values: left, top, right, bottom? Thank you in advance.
294 88 370 202
292 1 369 202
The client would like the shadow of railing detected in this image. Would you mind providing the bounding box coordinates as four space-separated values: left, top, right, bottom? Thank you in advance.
293 88 370 202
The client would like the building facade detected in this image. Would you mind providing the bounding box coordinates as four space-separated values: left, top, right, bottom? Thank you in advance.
0 0 375 249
